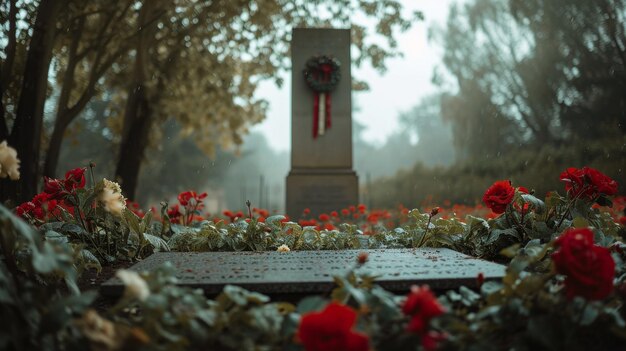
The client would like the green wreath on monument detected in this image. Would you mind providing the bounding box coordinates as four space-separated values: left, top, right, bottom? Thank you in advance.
303 55 341 138
303 55 341 92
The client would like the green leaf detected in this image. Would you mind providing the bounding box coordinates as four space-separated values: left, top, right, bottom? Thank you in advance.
123 208 142 234
521 194 546 214
81 191 98 214
296 296 327 314
580 304 599 326
529 221 552 240
78 249 102 273
572 217 589 229
500 243 521 258
44 230 69 244
266 215 286 229
144 233 170 252
60 223 85 236
220 285 270 307
480 281 503 296
140 210 153 233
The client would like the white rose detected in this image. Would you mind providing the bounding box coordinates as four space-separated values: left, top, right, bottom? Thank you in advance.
0 141 20 180
116 269 150 301
99 179 126 216
277 244 290 253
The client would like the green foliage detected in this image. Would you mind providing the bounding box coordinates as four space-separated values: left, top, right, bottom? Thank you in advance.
0 205 96 351
371 138 626 208
166 217 363 252
5 170 626 350
438 238 626 351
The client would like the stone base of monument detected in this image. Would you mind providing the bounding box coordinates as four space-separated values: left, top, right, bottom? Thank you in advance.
101 249 505 301
286 169 358 219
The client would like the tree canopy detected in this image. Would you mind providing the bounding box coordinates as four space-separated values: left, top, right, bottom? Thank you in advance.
436 0 626 160
0 0 421 202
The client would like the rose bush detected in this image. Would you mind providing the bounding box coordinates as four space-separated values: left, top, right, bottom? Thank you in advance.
552 227 615 300
2 165 625 350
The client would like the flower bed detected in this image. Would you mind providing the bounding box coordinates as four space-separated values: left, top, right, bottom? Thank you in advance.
2 166 626 350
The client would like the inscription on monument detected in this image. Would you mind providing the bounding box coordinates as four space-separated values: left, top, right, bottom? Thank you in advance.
294 185 349 207
102 249 506 297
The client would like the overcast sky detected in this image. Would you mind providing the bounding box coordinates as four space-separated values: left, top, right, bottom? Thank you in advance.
252 1 459 152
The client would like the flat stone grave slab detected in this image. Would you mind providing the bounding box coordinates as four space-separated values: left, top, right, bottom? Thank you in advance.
102 249 505 297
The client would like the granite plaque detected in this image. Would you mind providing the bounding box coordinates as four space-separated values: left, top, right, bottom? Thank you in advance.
101 249 505 297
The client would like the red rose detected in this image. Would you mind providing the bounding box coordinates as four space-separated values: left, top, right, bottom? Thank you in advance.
322 223 336 231
357 252 369 265
126 200 145 218
22 192 59 220
584 167 618 196
64 167 86 190
298 219 318 227
43 176 65 199
560 167 587 197
178 190 196 206
482 180 515 214
402 285 445 334
357 204 366 214
255 208 269 218
319 213 330 222
552 228 615 300
560 167 618 199
297 302 369 351
167 204 182 223
16 201 36 218
421 331 447 351
367 213 379 224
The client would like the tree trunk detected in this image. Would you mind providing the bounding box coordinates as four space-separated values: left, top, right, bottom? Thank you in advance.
0 0 17 140
114 0 160 200
0 75 8 141
114 84 153 200
0 0 61 204
43 120 68 178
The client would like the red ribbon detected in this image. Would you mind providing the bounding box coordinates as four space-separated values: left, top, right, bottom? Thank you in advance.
313 93 320 139
312 93 332 139
325 93 331 130
311 64 333 139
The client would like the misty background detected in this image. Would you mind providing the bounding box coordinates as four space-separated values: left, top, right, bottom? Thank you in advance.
45 0 626 213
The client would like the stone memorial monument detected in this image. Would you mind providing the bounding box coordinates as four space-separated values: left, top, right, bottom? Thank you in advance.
286 28 359 219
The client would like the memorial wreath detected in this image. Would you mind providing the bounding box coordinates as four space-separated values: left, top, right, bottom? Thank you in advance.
303 55 341 138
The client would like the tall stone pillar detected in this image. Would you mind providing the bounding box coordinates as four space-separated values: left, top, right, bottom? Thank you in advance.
286 28 358 219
